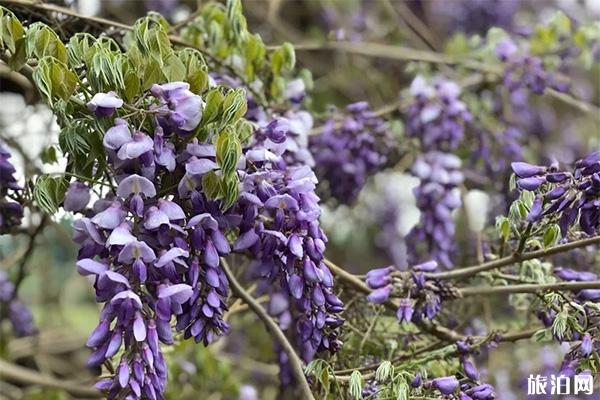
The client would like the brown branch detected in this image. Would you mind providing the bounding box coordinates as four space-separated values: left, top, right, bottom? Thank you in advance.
220 258 316 400
10 215 47 301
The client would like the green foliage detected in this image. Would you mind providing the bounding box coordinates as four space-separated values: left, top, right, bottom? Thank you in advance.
32 175 69 214
25 22 67 63
1 6 264 211
348 370 363 399
180 0 300 103
0 7 25 55
32 56 78 105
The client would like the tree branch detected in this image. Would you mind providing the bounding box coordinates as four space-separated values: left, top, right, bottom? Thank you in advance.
220 258 316 400
428 235 600 280
288 40 600 118
0 358 101 398
458 280 600 297
10 215 47 301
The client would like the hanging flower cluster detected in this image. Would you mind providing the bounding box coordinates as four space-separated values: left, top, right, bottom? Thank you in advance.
406 76 471 152
309 101 394 204
0 270 36 337
0 141 24 234
235 132 345 363
69 82 343 399
511 151 600 235
496 39 569 95
407 152 464 268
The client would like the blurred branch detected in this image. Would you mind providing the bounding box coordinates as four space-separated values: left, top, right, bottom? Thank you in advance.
0 358 101 398
458 280 600 297
10 215 48 301
287 40 600 118
381 0 440 51
221 258 316 400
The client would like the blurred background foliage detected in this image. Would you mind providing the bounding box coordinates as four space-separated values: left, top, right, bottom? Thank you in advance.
0 0 599 399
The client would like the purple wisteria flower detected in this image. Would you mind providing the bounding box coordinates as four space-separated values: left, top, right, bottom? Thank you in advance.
0 141 24 234
87 91 123 118
407 75 471 151
64 182 91 212
309 101 395 204
151 82 204 135
511 151 600 235
428 376 459 395
365 261 452 323
0 271 36 336
496 39 569 95
407 151 464 268
72 82 344 398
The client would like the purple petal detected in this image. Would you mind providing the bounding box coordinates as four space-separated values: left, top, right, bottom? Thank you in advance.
155 248 189 268
185 158 218 176
77 259 108 276
103 121 131 150
117 174 156 198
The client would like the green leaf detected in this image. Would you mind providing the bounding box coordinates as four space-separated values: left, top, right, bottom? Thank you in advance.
67 33 96 67
8 37 27 70
177 48 209 93
202 88 224 125
142 57 165 90
41 146 58 164
216 128 242 175
375 361 392 382
202 171 221 200
220 173 239 210
235 119 255 144
270 42 295 76
495 216 510 241
123 70 141 102
396 379 409 400
26 23 67 63
532 328 553 343
348 370 363 400
543 224 560 249
0 7 25 54
33 57 78 105
33 175 68 214
552 310 569 340
220 88 247 126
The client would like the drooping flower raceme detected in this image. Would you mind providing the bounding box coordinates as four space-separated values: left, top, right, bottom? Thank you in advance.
309 101 394 204
71 83 343 399
234 137 345 364
407 152 464 268
406 75 471 152
496 39 569 95
0 270 36 337
0 141 24 234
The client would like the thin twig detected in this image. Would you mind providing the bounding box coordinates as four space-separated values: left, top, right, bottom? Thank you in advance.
220 258 316 400
458 280 600 297
428 235 600 280
10 215 47 301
